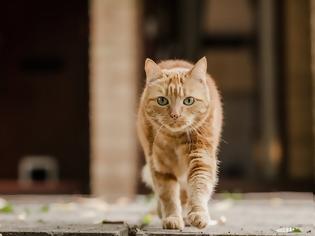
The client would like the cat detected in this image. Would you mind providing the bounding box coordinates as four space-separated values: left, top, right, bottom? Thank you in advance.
137 57 223 229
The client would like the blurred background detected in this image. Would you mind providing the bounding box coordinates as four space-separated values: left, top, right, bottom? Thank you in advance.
0 0 314 197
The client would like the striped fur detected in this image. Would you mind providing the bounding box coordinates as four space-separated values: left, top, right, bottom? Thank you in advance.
137 57 223 229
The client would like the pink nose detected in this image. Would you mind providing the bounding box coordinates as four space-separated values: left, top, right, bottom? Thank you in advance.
170 113 180 120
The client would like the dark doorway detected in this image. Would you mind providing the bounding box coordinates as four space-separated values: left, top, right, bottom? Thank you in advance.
0 0 90 193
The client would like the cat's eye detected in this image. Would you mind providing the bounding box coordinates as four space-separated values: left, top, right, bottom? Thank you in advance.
183 97 195 106
157 96 169 106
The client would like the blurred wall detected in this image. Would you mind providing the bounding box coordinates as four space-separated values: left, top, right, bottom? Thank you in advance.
140 0 314 191
90 0 140 198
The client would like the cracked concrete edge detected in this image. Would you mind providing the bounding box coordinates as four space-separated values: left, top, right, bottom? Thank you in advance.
0 223 129 236
0 223 314 236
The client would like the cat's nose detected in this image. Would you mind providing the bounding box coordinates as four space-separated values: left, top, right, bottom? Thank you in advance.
170 113 180 120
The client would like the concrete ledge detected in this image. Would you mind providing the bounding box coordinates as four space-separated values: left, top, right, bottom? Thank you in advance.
138 225 314 236
0 223 128 236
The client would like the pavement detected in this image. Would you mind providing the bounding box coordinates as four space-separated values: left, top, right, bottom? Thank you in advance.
0 192 314 236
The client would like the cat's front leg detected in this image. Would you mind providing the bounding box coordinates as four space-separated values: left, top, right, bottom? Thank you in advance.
186 150 217 229
151 170 184 230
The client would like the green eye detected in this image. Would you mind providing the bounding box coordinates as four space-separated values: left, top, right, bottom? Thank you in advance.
183 97 195 105
157 96 169 106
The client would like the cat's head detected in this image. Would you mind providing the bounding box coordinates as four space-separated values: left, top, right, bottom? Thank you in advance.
143 57 210 132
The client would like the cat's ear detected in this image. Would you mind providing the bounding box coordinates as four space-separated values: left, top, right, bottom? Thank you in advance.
145 58 162 83
190 56 207 81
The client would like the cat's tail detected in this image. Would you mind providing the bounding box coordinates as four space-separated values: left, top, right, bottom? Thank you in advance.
142 164 153 189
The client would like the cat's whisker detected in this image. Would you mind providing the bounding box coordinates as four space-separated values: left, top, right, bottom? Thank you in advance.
153 124 164 146
221 138 228 144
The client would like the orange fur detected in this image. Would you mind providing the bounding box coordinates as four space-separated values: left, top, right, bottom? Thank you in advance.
137 57 223 229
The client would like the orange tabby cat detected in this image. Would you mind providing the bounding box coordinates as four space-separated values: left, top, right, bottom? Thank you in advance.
137 57 223 229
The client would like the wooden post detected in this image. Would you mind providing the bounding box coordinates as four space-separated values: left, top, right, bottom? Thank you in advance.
284 0 313 180
257 0 281 179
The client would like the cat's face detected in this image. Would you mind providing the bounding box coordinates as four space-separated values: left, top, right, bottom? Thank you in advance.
143 58 210 132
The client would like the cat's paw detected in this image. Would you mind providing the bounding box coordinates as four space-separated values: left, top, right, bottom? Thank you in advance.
186 211 209 229
162 216 184 230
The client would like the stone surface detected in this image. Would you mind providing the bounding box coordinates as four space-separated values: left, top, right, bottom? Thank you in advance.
0 193 314 235
140 194 315 235
0 223 128 236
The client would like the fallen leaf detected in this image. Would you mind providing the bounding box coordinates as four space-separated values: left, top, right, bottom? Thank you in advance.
17 212 27 220
141 214 152 226
40 205 50 213
291 228 302 233
208 219 218 226
222 192 243 200
275 227 302 233
218 216 227 225
0 202 13 213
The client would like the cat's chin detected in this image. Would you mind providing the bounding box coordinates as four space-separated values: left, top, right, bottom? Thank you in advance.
164 122 191 133
165 126 185 133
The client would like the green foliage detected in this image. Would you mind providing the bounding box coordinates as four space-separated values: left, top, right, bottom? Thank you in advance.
40 204 50 213
291 227 302 233
275 227 302 233
222 191 243 200
141 214 152 226
0 202 13 213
